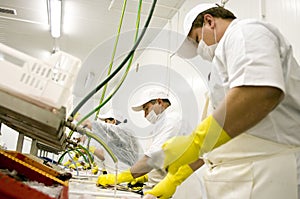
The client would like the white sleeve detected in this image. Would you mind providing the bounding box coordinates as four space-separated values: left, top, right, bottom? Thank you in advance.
225 23 285 92
144 116 182 158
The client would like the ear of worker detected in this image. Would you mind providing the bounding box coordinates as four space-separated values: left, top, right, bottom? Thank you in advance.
145 115 231 198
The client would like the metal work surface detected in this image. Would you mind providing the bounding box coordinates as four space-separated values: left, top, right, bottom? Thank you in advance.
68 178 142 199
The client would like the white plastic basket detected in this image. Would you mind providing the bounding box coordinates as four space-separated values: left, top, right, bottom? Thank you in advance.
0 43 81 111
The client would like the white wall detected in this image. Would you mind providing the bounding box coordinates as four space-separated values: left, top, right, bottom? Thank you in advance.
263 0 300 63
0 124 32 153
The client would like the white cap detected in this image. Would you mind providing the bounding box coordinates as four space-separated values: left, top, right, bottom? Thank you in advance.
177 3 217 58
98 109 125 122
183 3 217 36
131 88 169 112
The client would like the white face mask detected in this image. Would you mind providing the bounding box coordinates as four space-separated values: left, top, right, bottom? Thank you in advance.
197 26 218 62
146 110 160 124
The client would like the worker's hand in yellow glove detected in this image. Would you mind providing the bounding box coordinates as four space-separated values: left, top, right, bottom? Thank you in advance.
68 162 82 169
129 174 148 186
127 174 148 190
92 165 99 175
162 115 231 173
96 169 134 186
145 164 193 199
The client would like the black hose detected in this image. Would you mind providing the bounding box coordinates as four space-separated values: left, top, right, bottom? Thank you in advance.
70 0 157 118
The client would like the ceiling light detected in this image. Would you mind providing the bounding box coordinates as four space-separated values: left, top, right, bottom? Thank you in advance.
49 0 62 38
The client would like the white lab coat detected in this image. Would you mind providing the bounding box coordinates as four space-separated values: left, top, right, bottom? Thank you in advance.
206 19 300 198
144 106 191 185
143 106 202 198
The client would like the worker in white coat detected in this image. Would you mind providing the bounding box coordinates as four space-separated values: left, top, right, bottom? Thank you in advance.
144 3 300 199
88 109 142 172
97 88 203 198
73 109 141 173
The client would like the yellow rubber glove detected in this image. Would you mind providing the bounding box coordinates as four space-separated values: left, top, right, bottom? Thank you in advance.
92 165 99 175
82 162 91 170
97 169 134 186
162 115 231 173
129 174 148 185
69 162 82 169
89 146 96 153
73 154 79 161
132 174 148 184
63 159 72 167
145 164 193 199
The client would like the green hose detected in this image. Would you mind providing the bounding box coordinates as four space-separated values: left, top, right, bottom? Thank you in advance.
96 0 129 119
93 0 142 118
68 0 142 138
69 0 157 118
58 131 117 165
77 144 94 164
85 130 118 163
64 0 155 168
57 148 88 165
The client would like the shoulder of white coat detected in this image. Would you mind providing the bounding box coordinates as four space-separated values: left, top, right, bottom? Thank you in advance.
163 107 182 122
225 19 278 41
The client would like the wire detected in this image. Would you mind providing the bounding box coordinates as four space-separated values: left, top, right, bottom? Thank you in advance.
68 0 142 139
76 0 143 127
96 0 128 119
69 0 157 118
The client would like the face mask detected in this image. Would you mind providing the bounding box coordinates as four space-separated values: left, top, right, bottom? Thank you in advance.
197 25 218 62
146 110 160 124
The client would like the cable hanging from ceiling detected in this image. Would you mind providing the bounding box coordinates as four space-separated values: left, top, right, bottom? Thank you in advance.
66 0 144 154
69 0 157 120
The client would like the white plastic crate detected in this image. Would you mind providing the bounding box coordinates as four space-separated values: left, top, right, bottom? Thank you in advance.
0 43 81 111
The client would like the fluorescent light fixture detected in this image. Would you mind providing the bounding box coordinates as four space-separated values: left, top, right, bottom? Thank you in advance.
49 0 62 38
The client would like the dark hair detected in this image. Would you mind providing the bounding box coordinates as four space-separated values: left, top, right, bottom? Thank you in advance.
149 99 171 106
105 117 122 125
192 6 236 29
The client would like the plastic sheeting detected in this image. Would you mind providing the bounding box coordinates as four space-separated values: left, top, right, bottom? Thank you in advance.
90 121 141 167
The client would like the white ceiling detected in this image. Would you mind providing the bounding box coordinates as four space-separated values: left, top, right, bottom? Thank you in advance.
0 0 185 61
0 0 187 108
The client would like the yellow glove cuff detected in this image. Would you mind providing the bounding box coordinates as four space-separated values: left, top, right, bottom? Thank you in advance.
195 115 231 154
162 115 231 173
172 164 193 185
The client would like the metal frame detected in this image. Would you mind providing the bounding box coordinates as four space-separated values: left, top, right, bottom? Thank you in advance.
0 89 67 153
